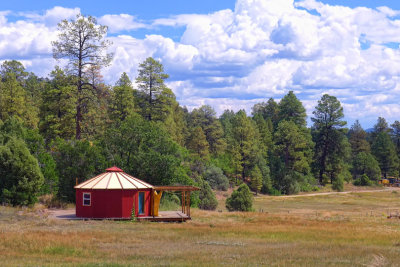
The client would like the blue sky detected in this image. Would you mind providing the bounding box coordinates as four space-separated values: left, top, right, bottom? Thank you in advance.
1 0 400 128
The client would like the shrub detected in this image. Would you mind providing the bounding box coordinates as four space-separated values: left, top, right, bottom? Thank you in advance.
332 175 344 192
226 183 253 212
198 180 218 210
0 138 44 206
203 165 229 191
354 174 372 186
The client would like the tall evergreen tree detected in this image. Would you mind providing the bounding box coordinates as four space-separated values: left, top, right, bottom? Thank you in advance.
135 57 174 122
278 91 307 127
390 120 400 155
186 126 210 160
39 67 76 142
189 105 226 155
371 132 398 178
109 72 135 122
250 165 262 195
252 98 279 128
312 94 347 184
348 120 370 156
52 14 113 139
230 110 261 181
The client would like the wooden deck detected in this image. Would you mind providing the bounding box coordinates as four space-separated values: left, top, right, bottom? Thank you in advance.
137 211 191 222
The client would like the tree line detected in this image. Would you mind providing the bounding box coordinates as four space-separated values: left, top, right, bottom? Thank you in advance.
1 14 399 208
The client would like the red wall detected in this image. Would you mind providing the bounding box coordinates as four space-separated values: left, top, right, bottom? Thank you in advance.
76 189 152 219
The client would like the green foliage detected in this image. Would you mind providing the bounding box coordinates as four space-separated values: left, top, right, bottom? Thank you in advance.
278 91 307 127
0 138 44 205
102 114 192 186
253 114 272 159
52 14 113 139
186 126 210 160
38 152 59 195
274 120 313 174
0 72 37 128
210 153 235 178
39 67 76 141
352 152 381 181
229 110 261 180
312 94 347 184
135 57 174 122
188 105 226 155
354 174 372 186
371 132 399 178
109 72 135 122
252 98 279 128
198 180 218 210
250 166 262 195
226 183 253 212
52 139 106 202
332 174 344 192
203 165 229 191
348 120 370 155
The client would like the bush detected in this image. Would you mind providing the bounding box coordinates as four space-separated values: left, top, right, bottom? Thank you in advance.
160 193 181 211
332 175 344 192
198 180 218 210
354 174 372 186
226 183 253 212
0 138 44 206
203 165 229 191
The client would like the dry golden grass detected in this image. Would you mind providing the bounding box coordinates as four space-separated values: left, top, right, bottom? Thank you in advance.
1 190 400 266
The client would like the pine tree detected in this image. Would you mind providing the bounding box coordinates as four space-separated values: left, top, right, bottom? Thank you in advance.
52 14 113 139
188 105 226 155
250 165 262 195
109 72 135 122
39 67 76 142
371 132 398 178
348 120 370 155
278 91 307 127
312 94 347 184
186 126 210 160
135 57 174 122
230 110 261 181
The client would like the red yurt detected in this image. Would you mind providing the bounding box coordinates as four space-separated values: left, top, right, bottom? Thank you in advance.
75 166 153 219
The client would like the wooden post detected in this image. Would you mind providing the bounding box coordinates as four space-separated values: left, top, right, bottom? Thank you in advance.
188 191 191 217
152 189 155 218
76 178 78 186
182 191 185 214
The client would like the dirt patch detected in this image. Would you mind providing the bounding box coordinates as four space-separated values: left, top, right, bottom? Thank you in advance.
47 209 77 220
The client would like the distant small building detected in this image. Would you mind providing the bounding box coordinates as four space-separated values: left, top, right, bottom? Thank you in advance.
74 166 199 221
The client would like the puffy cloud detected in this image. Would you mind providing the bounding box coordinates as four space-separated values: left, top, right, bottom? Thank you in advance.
20 6 80 26
98 14 147 33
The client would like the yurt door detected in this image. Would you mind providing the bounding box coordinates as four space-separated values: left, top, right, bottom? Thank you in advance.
138 192 145 215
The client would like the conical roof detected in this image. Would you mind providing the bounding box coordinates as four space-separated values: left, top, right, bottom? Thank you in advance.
74 167 153 190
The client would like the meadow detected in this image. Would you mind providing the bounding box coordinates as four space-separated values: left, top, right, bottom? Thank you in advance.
1 189 400 266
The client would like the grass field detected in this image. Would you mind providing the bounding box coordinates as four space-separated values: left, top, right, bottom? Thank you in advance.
1 189 400 266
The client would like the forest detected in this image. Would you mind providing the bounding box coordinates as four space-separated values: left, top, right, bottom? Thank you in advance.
1 14 400 208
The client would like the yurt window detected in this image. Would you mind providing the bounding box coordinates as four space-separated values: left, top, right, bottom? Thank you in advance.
83 193 91 206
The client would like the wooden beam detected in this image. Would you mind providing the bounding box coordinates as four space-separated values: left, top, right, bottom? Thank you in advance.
153 186 200 191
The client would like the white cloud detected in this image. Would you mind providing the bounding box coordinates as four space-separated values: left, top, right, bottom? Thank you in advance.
20 6 80 26
98 14 147 33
